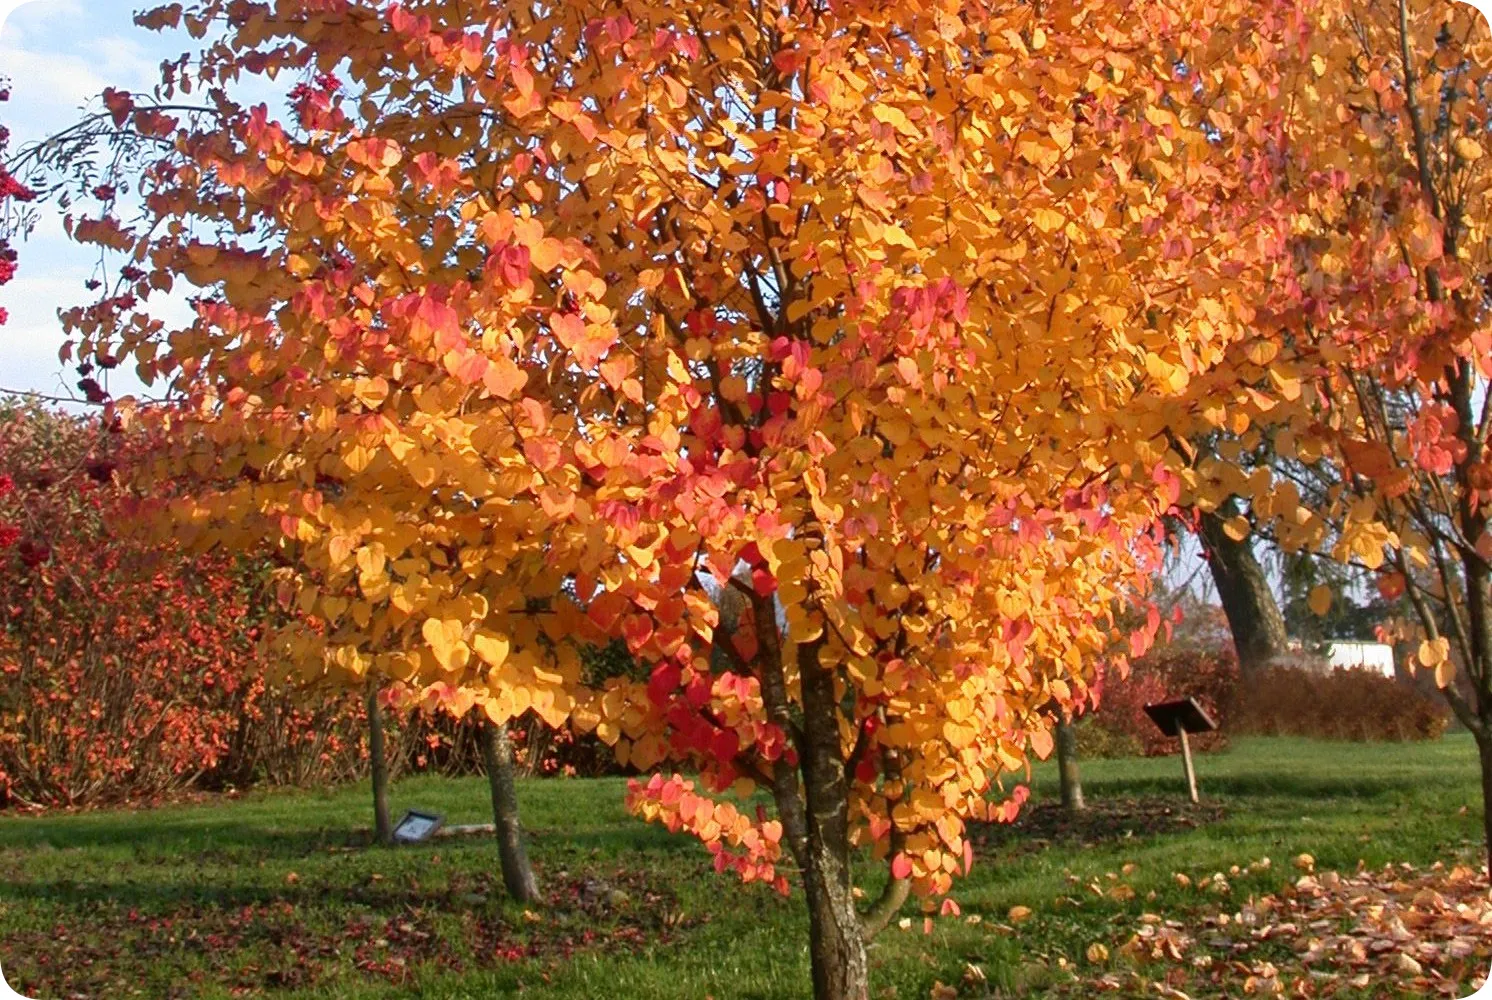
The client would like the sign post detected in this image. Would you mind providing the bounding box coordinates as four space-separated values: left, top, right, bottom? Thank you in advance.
1143 698 1218 804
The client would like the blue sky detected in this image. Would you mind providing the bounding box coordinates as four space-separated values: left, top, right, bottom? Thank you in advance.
1 0 185 399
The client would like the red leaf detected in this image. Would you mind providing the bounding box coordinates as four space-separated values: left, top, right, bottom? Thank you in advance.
891 853 912 880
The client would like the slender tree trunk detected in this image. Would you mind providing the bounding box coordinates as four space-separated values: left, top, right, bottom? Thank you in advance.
365 685 393 846
480 719 541 903
797 639 870 1000
1461 558 1492 877
1056 718 1085 812
1198 505 1289 680
1477 733 1492 876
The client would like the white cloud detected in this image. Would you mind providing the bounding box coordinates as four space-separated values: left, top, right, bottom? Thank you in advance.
0 0 70 44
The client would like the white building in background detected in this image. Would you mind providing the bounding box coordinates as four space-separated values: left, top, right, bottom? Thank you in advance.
1322 641 1397 678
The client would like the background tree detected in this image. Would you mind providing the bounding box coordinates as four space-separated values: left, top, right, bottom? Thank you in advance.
1196 497 1291 676
53 1 1313 997
1054 710 1086 813
1227 0 1492 865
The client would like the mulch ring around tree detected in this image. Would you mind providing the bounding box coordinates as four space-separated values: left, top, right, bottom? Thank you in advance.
972 796 1228 854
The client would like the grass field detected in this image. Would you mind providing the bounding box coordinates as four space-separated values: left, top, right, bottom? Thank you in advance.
0 735 1487 999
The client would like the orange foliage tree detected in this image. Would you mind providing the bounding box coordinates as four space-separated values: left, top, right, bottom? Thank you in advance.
1202 0 1492 866
57 1 1308 996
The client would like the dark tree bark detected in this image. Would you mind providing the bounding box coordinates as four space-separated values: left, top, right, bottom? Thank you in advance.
743 586 872 1000
365 684 393 846
1055 717 1085 813
796 639 871 1000
480 719 541 903
1479 734 1492 876
1198 504 1289 678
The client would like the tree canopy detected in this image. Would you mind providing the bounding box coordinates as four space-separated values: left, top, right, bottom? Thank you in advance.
41 0 1480 997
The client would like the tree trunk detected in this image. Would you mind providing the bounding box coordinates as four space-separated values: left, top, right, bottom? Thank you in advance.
803 852 870 1000
797 640 871 1000
1478 733 1492 876
1198 505 1289 679
1056 718 1085 812
480 719 541 903
365 685 393 846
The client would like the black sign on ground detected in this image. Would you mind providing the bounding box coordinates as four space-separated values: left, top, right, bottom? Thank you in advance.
392 809 445 844
1143 697 1217 804
1143 698 1218 737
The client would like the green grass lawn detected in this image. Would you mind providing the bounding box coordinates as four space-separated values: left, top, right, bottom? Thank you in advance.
0 735 1485 999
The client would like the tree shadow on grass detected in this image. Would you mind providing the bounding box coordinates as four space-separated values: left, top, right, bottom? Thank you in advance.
0 813 682 862
0 876 441 912
0 818 381 858
0 866 692 1000
1081 771 1415 803
0 853 691 919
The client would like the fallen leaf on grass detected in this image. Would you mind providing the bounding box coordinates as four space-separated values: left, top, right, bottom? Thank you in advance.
1046 858 1492 997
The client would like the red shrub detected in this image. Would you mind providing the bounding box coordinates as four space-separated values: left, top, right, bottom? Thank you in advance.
1087 640 1449 757
1090 646 1238 756
0 403 369 808
1231 665 1448 742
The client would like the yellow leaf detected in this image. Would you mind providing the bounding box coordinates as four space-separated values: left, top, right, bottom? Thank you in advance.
529 237 563 271
1454 137 1484 161
327 533 357 570
422 618 470 673
474 633 511 668
1032 207 1065 234
883 224 916 250
1307 585 1332 616
1244 340 1278 366
1436 659 1457 689
1222 516 1251 542
1008 905 1032 923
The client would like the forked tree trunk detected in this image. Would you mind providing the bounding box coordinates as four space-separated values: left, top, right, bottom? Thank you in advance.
1198 505 1289 679
365 685 393 846
1056 718 1085 813
480 719 541 903
748 588 873 1000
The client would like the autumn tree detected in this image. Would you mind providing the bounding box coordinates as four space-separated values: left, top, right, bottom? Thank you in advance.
1220 0 1492 863
58 1 1311 996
